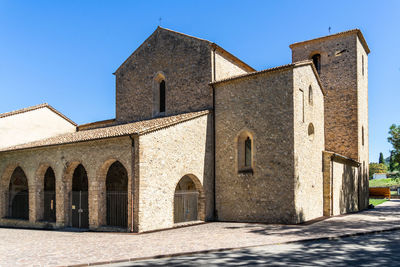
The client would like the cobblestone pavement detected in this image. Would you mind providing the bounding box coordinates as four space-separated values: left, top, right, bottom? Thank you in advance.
107 229 400 266
1 200 400 267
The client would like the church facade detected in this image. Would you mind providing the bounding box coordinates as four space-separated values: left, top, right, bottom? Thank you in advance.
0 27 369 232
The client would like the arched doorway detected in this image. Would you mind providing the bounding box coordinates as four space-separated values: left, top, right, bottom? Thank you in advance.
106 161 128 228
43 167 56 222
174 175 204 223
9 167 29 220
71 164 89 228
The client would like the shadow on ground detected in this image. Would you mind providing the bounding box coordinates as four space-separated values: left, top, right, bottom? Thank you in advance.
124 229 400 266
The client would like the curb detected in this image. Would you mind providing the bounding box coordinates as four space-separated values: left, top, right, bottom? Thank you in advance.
63 225 400 267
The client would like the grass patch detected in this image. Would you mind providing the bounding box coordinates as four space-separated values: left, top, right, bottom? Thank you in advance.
369 178 400 188
369 198 388 206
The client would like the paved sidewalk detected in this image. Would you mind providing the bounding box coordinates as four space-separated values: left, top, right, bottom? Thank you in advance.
1 200 400 266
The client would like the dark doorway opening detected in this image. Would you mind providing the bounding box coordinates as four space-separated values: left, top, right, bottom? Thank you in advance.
106 161 128 228
43 167 56 222
71 164 89 229
9 167 29 220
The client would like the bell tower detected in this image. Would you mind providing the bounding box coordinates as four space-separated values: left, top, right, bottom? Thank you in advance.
290 29 370 209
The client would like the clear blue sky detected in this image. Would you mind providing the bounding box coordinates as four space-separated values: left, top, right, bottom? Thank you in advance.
0 0 399 162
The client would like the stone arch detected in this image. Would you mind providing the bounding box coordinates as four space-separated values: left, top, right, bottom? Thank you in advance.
97 158 129 228
35 163 57 222
0 163 19 218
173 174 205 223
7 166 29 220
236 129 255 173
62 161 83 226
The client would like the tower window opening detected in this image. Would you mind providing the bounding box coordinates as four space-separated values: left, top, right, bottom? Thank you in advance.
312 54 321 74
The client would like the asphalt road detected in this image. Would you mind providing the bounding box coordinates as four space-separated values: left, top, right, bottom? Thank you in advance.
102 229 400 266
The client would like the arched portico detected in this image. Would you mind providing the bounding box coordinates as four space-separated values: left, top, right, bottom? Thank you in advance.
174 174 205 223
8 167 29 220
35 164 57 222
106 161 128 228
97 159 129 229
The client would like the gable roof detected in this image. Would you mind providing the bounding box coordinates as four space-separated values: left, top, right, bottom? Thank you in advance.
289 29 370 54
114 27 255 74
0 103 77 126
210 60 326 96
0 110 210 153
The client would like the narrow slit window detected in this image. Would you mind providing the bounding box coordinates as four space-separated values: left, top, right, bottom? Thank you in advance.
245 137 252 167
362 55 364 76
362 126 365 146
159 80 166 113
299 89 304 122
308 85 313 106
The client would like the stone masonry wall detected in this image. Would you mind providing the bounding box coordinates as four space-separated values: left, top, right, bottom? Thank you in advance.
356 37 369 210
293 65 325 222
0 137 133 230
322 151 360 216
115 28 213 123
136 113 213 232
291 33 359 160
214 50 249 81
214 69 297 224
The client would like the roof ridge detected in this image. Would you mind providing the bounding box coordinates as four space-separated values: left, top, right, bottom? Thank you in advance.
0 103 76 126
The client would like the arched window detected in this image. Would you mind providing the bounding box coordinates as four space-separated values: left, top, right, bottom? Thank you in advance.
159 80 166 113
245 137 252 167
308 85 313 106
153 72 166 116
308 123 315 141
312 54 321 74
237 131 253 172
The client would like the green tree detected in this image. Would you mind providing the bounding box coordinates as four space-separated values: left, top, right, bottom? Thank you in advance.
379 152 385 164
389 150 397 172
369 163 387 178
388 124 400 168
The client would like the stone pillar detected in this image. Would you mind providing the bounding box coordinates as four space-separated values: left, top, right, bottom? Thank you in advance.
88 172 100 229
322 151 333 217
56 177 66 227
28 178 38 223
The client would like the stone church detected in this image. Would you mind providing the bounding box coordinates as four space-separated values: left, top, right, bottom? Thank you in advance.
0 27 369 232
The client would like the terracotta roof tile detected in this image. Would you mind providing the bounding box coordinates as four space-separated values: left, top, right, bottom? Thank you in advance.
0 110 210 152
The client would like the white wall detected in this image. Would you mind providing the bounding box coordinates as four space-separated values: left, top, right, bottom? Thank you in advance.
0 107 76 149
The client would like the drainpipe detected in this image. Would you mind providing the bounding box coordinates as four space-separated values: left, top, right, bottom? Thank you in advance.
129 135 135 233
